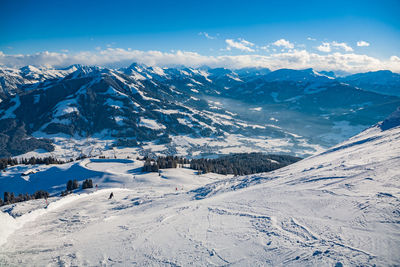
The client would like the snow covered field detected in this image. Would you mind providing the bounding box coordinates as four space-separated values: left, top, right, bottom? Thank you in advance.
0 115 399 266
25 129 324 162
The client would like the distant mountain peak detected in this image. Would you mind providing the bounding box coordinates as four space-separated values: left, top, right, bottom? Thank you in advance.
20 65 41 73
127 62 147 69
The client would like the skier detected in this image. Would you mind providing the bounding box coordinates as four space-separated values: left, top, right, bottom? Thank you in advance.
109 192 114 199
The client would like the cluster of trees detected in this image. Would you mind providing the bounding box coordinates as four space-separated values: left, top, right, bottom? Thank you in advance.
141 153 301 175
190 153 302 175
1 177 97 206
61 179 94 196
0 157 18 170
0 190 49 206
82 179 93 189
142 159 160 172
0 156 67 171
75 154 88 161
19 157 65 165
142 156 189 172
67 179 79 191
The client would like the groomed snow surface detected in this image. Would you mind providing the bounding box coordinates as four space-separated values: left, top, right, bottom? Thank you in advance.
0 122 400 266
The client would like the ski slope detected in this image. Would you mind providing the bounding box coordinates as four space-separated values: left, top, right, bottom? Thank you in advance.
0 114 399 266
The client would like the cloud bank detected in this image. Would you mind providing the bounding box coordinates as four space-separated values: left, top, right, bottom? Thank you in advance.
0 48 399 74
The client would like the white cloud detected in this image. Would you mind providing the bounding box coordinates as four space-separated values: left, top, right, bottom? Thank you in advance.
307 37 316 41
0 48 399 74
198 32 215 40
357 40 370 47
331 41 353 52
225 39 255 52
390 55 400 62
272 39 294 49
317 41 353 52
317 42 331 52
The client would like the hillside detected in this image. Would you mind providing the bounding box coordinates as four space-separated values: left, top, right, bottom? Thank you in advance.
0 109 399 266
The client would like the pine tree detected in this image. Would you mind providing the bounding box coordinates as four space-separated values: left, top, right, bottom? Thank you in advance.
67 180 73 191
73 179 79 190
3 192 10 203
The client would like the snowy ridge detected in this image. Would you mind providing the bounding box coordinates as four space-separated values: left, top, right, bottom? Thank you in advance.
340 70 400 96
0 65 76 97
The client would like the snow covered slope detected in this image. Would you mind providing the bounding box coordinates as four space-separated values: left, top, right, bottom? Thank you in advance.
0 110 399 266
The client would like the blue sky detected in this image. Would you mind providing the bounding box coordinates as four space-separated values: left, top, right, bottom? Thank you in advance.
1 0 399 72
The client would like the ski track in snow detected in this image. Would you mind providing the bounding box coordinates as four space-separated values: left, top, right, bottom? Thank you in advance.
0 124 399 266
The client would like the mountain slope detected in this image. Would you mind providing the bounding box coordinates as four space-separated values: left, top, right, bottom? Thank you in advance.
1 109 399 266
0 64 399 158
340 70 400 96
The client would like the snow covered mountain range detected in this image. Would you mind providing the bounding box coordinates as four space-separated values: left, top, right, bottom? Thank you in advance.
0 105 399 266
0 64 399 158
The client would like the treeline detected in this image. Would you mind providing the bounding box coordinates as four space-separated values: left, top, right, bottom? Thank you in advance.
190 153 301 175
0 190 49 206
142 156 190 172
141 153 301 175
0 156 67 170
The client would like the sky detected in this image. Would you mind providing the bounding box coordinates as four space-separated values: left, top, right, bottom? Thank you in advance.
0 0 400 73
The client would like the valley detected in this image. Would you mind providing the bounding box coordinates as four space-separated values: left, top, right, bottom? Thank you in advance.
1 64 399 159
